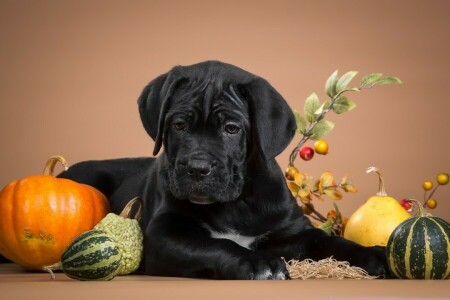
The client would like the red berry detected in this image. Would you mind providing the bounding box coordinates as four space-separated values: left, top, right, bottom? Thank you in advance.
299 146 314 161
400 198 412 210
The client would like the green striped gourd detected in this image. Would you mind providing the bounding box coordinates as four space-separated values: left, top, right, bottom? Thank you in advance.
94 197 144 275
386 199 450 279
45 229 122 280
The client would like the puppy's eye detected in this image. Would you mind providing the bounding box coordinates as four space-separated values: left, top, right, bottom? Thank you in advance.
224 124 240 135
173 121 187 131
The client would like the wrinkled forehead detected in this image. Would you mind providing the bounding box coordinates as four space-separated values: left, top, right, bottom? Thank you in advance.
169 80 249 122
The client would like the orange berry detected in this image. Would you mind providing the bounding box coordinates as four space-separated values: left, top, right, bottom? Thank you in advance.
314 140 329 155
437 173 449 185
422 180 433 191
426 198 437 209
285 165 299 181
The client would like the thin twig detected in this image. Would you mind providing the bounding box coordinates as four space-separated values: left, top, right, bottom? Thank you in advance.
423 185 439 207
289 88 350 165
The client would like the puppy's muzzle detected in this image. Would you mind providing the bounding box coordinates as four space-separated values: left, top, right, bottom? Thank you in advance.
174 155 220 204
187 159 213 181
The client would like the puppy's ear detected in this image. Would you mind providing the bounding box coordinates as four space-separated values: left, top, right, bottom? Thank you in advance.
241 78 297 161
138 69 185 156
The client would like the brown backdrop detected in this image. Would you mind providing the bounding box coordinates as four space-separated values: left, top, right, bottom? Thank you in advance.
1 0 449 221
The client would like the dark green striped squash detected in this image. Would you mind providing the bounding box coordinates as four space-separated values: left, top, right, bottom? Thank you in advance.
45 229 122 280
386 202 450 279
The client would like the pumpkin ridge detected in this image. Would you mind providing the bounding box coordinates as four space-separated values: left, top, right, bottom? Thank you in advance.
428 217 450 279
412 219 429 278
393 217 415 278
387 222 402 278
14 179 35 265
422 220 432 279
0 181 17 263
404 217 420 279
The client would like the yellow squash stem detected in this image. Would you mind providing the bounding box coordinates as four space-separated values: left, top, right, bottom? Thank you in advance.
366 166 387 196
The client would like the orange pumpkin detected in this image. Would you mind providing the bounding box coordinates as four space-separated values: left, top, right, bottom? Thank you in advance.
0 155 110 270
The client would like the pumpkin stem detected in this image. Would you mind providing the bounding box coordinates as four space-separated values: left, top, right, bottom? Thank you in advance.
43 261 62 280
43 155 69 176
367 166 387 196
119 197 143 220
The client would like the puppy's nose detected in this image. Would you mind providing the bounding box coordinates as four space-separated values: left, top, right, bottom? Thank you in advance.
187 159 212 180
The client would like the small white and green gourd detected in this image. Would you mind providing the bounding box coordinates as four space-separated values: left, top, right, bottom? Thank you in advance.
94 197 144 275
44 197 144 281
45 229 122 280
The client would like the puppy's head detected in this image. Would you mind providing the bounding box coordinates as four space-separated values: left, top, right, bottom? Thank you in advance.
138 61 296 204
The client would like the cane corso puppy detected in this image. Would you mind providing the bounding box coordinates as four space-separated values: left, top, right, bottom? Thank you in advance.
58 61 388 279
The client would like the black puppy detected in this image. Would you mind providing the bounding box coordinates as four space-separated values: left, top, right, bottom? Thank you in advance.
59 61 388 279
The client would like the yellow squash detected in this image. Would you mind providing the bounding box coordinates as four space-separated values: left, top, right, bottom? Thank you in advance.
343 167 410 247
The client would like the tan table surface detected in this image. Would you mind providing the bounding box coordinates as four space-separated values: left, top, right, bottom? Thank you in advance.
1 263 449 300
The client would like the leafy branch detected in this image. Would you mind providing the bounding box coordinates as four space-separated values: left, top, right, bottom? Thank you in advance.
286 70 402 235
289 71 402 165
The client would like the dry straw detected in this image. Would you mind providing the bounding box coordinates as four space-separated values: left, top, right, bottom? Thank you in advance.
284 257 379 280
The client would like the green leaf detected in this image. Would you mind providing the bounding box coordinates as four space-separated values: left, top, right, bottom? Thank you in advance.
374 76 402 85
336 71 358 93
325 70 339 98
333 202 343 223
316 101 332 115
332 96 357 114
304 93 321 122
293 110 307 134
345 87 361 92
309 120 335 140
360 73 384 87
314 102 326 115
318 219 333 235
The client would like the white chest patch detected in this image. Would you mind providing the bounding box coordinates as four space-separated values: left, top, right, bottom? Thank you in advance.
206 226 258 250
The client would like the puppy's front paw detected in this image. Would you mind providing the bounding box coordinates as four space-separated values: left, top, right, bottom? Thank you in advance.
357 246 390 277
237 254 289 280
